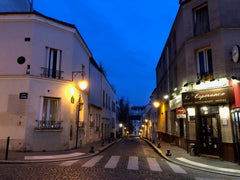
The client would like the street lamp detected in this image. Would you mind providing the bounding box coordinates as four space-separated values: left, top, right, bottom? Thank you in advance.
153 101 160 108
72 65 88 91
75 96 84 149
119 123 123 137
145 119 149 139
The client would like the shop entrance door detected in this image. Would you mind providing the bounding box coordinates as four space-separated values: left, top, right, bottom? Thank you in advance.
231 111 240 163
200 115 220 156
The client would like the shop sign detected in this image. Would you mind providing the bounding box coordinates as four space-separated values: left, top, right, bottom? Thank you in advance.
182 87 234 106
169 95 182 110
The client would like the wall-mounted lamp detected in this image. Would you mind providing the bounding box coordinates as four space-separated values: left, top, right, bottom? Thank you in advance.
163 95 169 100
153 101 160 108
72 65 88 90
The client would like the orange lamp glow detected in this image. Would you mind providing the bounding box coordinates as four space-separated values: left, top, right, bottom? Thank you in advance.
78 79 88 90
153 101 160 108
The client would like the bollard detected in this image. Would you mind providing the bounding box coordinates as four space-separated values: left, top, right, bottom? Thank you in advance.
101 141 105 146
166 149 172 156
89 146 95 153
157 143 161 148
5 136 10 160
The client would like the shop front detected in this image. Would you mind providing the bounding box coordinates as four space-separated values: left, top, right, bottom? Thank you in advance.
182 87 235 161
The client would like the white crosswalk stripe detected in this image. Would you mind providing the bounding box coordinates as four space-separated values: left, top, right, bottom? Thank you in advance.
82 155 103 167
166 161 187 174
104 156 120 169
127 156 139 170
59 160 79 167
61 155 188 175
147 157 162 172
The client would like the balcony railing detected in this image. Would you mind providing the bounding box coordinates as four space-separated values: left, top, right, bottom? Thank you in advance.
35 120 62 130
41 67 63 79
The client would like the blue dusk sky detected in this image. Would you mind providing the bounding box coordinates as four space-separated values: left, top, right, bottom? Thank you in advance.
34 0 179 106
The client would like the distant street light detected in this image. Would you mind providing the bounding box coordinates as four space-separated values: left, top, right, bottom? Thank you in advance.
153 101 160 108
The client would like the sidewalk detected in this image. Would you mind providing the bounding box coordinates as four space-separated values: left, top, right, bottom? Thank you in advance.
143 138 240 177
0 139 120 164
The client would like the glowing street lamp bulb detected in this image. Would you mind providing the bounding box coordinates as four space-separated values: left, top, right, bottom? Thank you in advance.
153 101 160 108
78 80 88 90
119 123 123 128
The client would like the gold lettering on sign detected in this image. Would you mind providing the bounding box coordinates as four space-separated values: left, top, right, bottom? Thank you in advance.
194 92 225 100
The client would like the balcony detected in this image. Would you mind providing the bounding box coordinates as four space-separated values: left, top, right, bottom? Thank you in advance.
41 67 64 79
35 120 62 130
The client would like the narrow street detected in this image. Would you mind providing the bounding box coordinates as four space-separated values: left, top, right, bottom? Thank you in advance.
0 138 238 180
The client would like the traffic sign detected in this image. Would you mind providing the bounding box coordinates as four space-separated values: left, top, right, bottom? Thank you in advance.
176 107 185 114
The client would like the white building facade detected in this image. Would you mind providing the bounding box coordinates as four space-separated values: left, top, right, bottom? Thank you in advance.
89 58 117 142
0 12 91 151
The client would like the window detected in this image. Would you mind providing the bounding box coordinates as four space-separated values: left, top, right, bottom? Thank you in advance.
112 118 115 129
37 97 61 129
197 48 213 80
103 90 105 107
106 94 108 109
193 4 209 36
89 114 94 127
42 47 62 79
112 101 116 112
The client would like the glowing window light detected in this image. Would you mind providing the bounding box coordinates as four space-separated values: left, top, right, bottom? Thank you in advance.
187 108 195 116
220 107 229 119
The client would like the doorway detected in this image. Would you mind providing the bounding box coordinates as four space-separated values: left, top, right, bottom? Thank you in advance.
200 114 221 156
231 111 240 163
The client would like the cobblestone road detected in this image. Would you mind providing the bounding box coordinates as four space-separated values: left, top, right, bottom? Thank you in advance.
0 138 238 180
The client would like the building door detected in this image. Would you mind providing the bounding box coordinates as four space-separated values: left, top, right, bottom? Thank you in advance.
200 114 221 156
231 111 240 163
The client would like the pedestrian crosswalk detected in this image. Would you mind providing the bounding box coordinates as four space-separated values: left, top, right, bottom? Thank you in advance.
59 155 187 174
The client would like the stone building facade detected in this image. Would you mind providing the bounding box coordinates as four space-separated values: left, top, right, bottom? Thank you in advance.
155 0 240 163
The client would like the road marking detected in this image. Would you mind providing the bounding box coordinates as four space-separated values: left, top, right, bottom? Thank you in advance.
177 157 240 173
82 155 103 167
59 160 79 166
127 156 139 170
104 156 120 169
167 161 187 174
24 152 85 160
147 158 162 172
195 178 225 180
